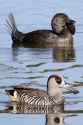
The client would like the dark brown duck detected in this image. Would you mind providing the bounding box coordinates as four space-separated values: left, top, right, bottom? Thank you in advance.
6 13 75 48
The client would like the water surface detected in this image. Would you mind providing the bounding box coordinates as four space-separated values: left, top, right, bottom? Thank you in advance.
0 0 83 125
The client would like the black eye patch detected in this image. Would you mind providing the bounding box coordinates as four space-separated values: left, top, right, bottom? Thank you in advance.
54 117 60 123
55 76 62 84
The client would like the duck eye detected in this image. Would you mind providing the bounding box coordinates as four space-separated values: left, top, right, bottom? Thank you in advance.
57 79 61 84
55 77 62 84
54 117 60 123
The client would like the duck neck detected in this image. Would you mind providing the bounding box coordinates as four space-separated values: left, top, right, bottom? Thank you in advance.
47 78 62 97
53 28 69 37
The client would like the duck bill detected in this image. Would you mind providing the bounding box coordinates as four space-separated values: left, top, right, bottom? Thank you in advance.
69 19 76 24
63 81 79 94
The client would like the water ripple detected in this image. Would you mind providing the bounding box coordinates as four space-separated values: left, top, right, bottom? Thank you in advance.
26 62 45 67
41 64 83 73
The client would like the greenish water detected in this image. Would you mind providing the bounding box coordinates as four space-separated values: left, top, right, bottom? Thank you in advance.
0 0 83 125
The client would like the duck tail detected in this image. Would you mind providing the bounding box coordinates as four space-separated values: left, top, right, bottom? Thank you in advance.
6 13 18 35
6 13 24 46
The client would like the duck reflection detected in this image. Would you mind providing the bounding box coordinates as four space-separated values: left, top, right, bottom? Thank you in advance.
46 113 64 125
3 102 64 114
11 39 75 63
1 102 64 125
53 41 75 62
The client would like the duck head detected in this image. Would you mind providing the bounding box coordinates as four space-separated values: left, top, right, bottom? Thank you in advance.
51 13 75 35
47 74 79 96
47 75 64 97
